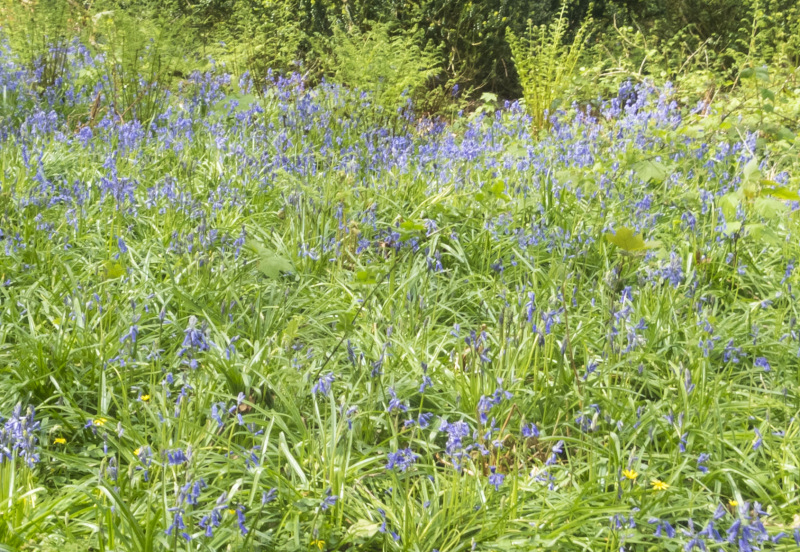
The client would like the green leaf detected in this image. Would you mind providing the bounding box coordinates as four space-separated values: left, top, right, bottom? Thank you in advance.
490 179 510 200
743 158 760 181
720 192 741 220
399 220 425 232
760 185 800 201
605 227 646 251
246 239 293 279
753 197 788 219
760 88 775 102
633 160 667 183
102 261 125 279
346 519 381 539
775 126 796 142
280 432 308 486
745 223 782 245
724 221 742 235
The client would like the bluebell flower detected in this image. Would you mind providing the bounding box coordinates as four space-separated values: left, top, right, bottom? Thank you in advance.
180 316 210 357
697 453 710 473
166 448 190 465
753 428 763 450
312 372 334 397
262 488 277 505
522 423 540 438
386 447 419 472
386 387 407 413
236 505 248 535
488 466 505 491
754 357 770 372
320 488 338 511
649 517 676 538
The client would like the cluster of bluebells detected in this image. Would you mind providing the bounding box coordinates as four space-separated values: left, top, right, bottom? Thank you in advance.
0 404 40 467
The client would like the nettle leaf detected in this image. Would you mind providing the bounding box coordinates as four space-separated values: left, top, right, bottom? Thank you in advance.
605 227 646 252
633 160 667 183
246 239 293 279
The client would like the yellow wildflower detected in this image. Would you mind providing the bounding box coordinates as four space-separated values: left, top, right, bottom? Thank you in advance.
651 479 670 491
54 437 66 445
729 500 738 507
134 447 141 456
93 418 107 426
622 469 638 480
310 539 325 550
227 509 236 515
140 394 150 402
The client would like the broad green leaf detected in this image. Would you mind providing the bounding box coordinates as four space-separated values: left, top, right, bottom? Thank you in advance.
753 197 788 219
746 223 782 245
743 158 760 181
720 192 741 220
724 221 742 235
760 184 800 201
605 227 646 251
489 179 510 200
399 220 425 232
775 126 796 142
633 160 667 183
246 239 293 279
346 519 381 539
102 261 125 279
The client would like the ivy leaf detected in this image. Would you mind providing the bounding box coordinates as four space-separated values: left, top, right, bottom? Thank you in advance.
605 227 647 252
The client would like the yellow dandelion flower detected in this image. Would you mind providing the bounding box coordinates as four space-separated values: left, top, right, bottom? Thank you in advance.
622 469 638 480
93 418 107 426
54 437 66 445
729 500 738 507
134 447 141 456
140 394 150 402
227 509 236 515
651 479 670 491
